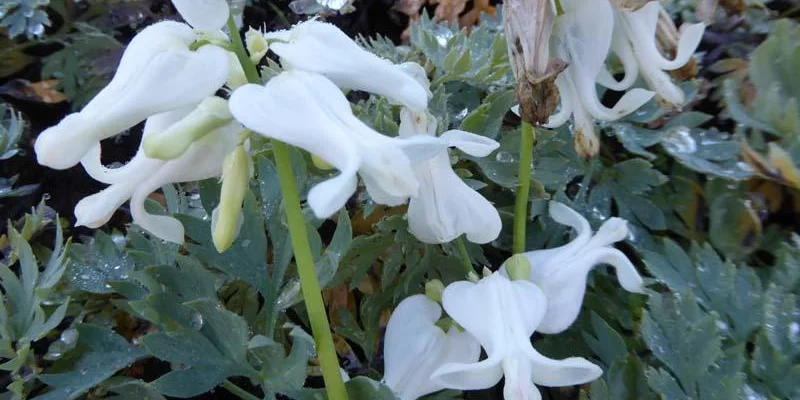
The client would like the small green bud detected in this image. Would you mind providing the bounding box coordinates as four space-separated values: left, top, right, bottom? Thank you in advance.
482 267 493 278
311 154 335 170
435 317 455 332
506 254 532 281
143 97 233 160
425 279 445 303
467 271 480 283
212 145 249 253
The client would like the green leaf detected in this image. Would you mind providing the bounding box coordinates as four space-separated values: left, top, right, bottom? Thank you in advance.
104 379 167 400
583 312 627 368
345 377 397 400
179 191 269 294
67 230 134 294
35 324 147 400
641 293 722 398
262 324 317 398
602 356 656 400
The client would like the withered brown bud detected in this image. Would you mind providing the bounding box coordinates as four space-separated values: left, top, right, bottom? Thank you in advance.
503 0 567 126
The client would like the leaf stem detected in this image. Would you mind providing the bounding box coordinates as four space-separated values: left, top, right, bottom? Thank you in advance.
226 17 349 400
455 236 474 275
513 122 535 254
222 380 261 400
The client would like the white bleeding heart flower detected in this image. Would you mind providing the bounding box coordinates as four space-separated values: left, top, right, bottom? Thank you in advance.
505 201 645 334
34 21 229 170
600 1 705 105
264 19 429 111
432 273 603 400
76 107 240 243
398 107 502 244
229 70 445 218
171 0 230 32
383 294 481 400
547 0 654 157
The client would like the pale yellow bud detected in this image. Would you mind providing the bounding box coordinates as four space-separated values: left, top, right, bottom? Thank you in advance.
245 28 269 64
144 97 233 160
506 254 532 281
212 145 249 252
424 279 445 303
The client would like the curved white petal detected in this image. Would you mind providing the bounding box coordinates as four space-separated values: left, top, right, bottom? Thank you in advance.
229 72 362 217
172 0 229 31
597 25 640 91
536 246 642 333
80 107 190 185
585 217 629 248
515 201 593 280
625 3 705 71
129 123 239 243
526 351 603 387
384 295 481 400
35 21 228 170
265 20 428 110
74 183 137 228
230 70 431 216
671 22 706 70
407 152 501 244
641 66 686 105
439 130 500 157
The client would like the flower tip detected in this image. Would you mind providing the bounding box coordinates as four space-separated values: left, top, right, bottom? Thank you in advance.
595 217 630 244
34 115 93 170
171 0 230 31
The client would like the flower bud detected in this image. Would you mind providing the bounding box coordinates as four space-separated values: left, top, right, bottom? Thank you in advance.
425 279 445 303
506 254 532 281
245 28 269 64
212 144 249 252
143 97 232 160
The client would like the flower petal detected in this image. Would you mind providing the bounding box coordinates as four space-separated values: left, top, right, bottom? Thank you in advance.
130 123 239 243
229 72 362 217
526 351 602 387
501 354 542 400
384 295 482 400
266 20 428 110
80 107 189 185
74 183 137 229
439 130 500 157
407 153 501 244
172 0 229 31
597 25 639 91
35 21 228 170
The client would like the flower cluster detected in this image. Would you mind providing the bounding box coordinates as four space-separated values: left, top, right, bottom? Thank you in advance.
33 1 502 250
383 202 645 400
541 0 705 157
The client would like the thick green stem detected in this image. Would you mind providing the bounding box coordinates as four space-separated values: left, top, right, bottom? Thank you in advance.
455 236 474 275
513 123 535 254
222 380 261 400
226 17 349 400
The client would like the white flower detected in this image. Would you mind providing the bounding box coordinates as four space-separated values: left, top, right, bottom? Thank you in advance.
508 202 645 334
264 19 429 111
229 70 444 218
34 21 229 170
383 294 481 400
432 273 603 400
600 1 705 105
547 0 654 157
398 108 502 244
171 0 230 32
76 107 240 243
